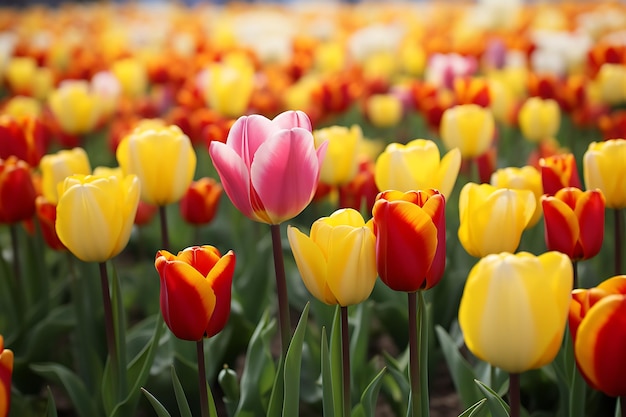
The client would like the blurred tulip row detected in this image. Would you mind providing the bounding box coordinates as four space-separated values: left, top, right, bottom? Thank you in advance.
0 1 625 417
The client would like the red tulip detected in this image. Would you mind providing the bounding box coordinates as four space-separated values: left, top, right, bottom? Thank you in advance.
0 115 48 167
0 156 37 224
155 246 235 341
372 189 446 292
179 177 223 225
569 275 626 397
539 153 582 196
35 196 66 251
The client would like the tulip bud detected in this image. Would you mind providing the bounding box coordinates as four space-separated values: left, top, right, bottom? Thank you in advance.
539 153 582 196
518 97 561 143
440 104 495 159
0 157 36 224
583 138 626 209
179 177 223 225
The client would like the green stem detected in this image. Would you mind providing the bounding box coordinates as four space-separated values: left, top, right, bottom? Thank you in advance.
408 291 421 417
509 373 520 417
270 224 291 357
99 262 118 380
159 205 170 251
615 209 623 275
196 340 210 417
9 224 22 305
572 260 578 290
340 306 351 417
620 396 626 417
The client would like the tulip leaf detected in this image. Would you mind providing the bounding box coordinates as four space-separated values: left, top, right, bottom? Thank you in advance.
357 366 387 417
435 325 483 408
218 366 241 416
458 399 487 417
381 352 410 417
329 305 344 417
171 365 193 417
321 326 336 417
141 387 173 417
350 302 373 395
30 362 99 417
475 379 511 417
234 310 277 417
46 386 59 417
266 356 285 417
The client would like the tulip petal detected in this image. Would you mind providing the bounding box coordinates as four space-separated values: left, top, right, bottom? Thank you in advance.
159 261 216 341
575 191 605 259
542 197 579 258
437 148 462 198
287 226 337 304
226 115 277 168
273 110 312 131
176 246 221 277
205 250 235 337
251 129 322 224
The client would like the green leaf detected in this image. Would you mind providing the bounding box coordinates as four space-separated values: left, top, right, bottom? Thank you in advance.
171 365 192 417
417 291 430 417
349 302 372 394
329 305 343 417
234 310 277 417
458 399 487 417
46 386 58 417
357 367 387 417
30 363 99 417
219 366 241 417
435 325 482 408
207 380 218 417
475 379 511 417
282 302 309 417
321 326 336 417
141 387 173 417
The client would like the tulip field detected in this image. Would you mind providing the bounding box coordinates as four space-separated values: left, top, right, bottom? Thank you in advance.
1 1 626 417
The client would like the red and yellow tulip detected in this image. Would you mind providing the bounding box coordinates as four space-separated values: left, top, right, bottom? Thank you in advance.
539 153 582 196
179 177 223 226
155 245 235 341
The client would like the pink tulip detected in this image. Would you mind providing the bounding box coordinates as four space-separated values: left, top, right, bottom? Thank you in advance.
209 111 327 224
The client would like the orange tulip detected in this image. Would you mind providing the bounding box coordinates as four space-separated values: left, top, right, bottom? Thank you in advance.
179 177 223 225
0 157 37 224
0 335 13 417
542 188 605 262
155 246 235 341
569 275 626 397
372 189 446 292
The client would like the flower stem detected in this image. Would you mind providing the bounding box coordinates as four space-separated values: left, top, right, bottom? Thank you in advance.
196 340 210 417
340 306 351 417
615 209 623 275
9 224 22 301
408 291 421 417
159 205 170 251
509 373 520 417
572 260 578 290
99 262 118 379
270 224 291 357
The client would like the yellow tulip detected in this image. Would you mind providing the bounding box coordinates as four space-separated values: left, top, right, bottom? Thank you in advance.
287 208 377 306
5 57 37 95
375 139 461 198
40 148 91 204
313 125 362 186
459 251 572 373
203 54 255 118
518 97 561 143
48 81 102 135
595 64 626 106
365 94 403 128
440 104 495 159
458 183 536 258
3 96 42 119
314 41 346 73
490 166 543 228
111 57 147 99
583 138 626 209
55 174 140 263
116 123 196 206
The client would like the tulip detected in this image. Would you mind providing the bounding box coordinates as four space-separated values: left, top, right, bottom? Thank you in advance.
179 177 223 225
0 335 13 417
0 157 37 224
209 110 327 225
569 275 626 396
35 196 66 251
338 159 379 214
595 63 626 106
458 183 536 258
583 138 626 209
3 96 42 119
490 166 544 228
111 57 148 99
40 148 91 204
374 139 461 198
542 188 605 261
372 189 446 292
313 125 362 186
155 245 235 341
4 56 37 95
48 81 102 135
365 93 403 128
55 174 140 263
287 208 377 306
201 54 255 118
440 104 495 159
517 97 561 143
116 123 196 206
0 115 48 167
459 251 572 373
539 153 582 196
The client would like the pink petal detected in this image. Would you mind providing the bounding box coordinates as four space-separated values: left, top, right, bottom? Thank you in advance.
225 115 276 167
209 141 255 219
251 128 321 224
273 110 312 131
